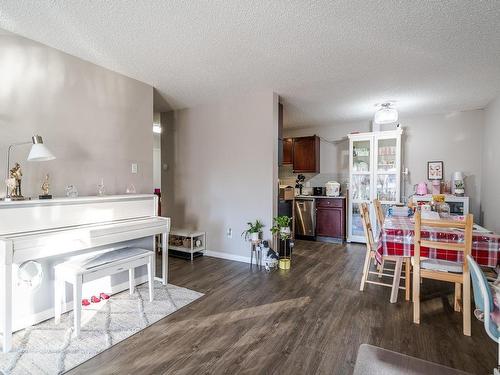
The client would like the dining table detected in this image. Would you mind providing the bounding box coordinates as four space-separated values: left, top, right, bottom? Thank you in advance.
376 216 500 268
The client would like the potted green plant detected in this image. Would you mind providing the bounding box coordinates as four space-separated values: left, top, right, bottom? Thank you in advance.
242 220 265 242
271 215 292 270
270 215 292 239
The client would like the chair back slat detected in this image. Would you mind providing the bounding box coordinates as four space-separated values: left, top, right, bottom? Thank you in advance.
420 240 466 252
421 218 467 229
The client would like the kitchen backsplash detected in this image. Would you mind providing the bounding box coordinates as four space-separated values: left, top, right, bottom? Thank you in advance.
279 166 349 194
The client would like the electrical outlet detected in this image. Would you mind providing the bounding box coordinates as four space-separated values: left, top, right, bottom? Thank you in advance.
227 228 232 238
131 163 138 174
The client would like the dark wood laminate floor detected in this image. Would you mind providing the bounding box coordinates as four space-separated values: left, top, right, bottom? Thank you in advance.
68 240 495 375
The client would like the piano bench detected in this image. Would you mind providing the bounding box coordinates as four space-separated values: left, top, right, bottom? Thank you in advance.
54 247 154 338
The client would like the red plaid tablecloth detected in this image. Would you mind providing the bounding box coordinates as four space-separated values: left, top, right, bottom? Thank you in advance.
376 216 500 267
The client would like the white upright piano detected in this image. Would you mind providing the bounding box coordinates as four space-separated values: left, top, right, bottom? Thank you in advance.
0 194 170 352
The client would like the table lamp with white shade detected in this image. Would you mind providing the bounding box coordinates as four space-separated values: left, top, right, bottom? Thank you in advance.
4 135 55 201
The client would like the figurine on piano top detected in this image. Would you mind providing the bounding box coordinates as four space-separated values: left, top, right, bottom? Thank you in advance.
39 174 52 199
7 163 24 200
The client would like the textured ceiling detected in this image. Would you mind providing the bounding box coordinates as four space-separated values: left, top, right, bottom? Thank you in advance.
1 1 500 127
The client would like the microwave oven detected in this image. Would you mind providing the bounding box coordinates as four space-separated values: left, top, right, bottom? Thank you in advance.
412 195 469 215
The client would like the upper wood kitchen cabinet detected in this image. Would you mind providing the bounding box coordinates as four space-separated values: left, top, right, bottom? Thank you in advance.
292 135 320 173
282 138 294 165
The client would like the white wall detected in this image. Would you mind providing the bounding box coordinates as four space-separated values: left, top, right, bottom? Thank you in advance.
0 31 153 199
403 111 483 219
482 95 500 233
284 110 484 219
161 92 278 260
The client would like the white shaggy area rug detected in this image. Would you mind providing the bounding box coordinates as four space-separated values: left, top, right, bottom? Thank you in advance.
0 282 203 375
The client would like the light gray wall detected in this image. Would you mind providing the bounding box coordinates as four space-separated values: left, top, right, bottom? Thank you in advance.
161 92 278 259
403 111 483 219
0 31 153 199
284 110 484 219
482 95 500 233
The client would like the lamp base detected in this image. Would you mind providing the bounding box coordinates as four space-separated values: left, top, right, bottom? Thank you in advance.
39 194 52 200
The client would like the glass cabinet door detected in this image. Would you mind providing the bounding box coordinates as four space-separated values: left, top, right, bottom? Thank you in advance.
376 174 397 201
375 136 399 204
376 138 397 173
351 204 364 238
352 140 371 172
351 175 371 201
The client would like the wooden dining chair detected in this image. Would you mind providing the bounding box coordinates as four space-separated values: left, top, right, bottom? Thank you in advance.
373 199 411 301
359 202 407 303
412 210 473 336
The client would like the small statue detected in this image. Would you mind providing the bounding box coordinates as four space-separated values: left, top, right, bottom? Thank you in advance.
65 184 78 198
5 178 16 199
97 178 106 196
39 174 52 199
9 163 24 200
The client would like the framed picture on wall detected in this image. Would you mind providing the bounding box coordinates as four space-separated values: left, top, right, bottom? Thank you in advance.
427 161 444 180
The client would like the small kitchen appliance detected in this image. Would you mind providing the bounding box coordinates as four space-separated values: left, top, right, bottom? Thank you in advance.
294 198 315 237
431 180 441 195
452 171 465 196
313 187 325 196
415 182 428 195
325 181 341 197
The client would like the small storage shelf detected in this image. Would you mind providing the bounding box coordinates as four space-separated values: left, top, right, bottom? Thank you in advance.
168 230 206 262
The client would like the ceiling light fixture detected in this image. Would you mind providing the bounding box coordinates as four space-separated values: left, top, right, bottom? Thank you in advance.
374 102 398 124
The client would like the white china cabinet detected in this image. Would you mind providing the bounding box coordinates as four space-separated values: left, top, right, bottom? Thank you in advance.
348 129 403 242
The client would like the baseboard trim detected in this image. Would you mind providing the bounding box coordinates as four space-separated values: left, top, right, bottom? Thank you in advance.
204 250 251 264
11 275 149 332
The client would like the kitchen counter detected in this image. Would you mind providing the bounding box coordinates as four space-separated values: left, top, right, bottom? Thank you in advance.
295 195 346 199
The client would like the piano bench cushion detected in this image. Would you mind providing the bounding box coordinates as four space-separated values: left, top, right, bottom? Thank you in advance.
55 247 153 279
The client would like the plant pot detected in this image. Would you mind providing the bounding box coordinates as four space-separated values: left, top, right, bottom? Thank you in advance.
279 257 291 270
250 232 260 242
280 227 291 237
